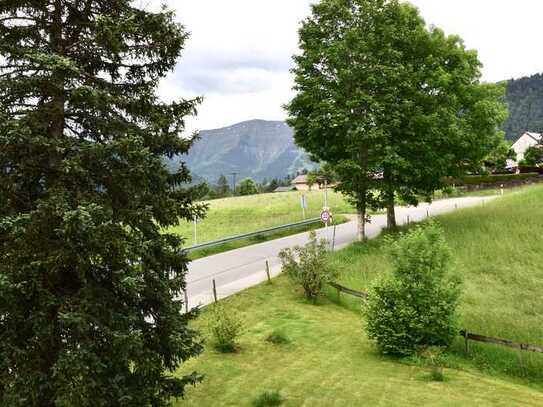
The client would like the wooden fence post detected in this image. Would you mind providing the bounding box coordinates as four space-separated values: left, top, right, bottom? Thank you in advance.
265 260 271 284
212 279 218 303
517 349 525 377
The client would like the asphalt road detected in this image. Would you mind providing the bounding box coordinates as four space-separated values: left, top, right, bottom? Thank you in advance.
184 195 496 309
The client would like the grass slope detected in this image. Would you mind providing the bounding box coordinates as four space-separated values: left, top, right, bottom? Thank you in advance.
175 278 543 406
169 190 355 246
328 184 543 383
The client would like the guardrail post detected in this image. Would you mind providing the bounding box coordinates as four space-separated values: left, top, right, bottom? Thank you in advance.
184 290 189 313
212 279 218 303
407 215 410 225
265 260 271 284
426 209 429 218
332 225 337 251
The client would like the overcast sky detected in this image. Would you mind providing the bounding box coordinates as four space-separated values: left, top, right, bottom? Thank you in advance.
156 0 543 133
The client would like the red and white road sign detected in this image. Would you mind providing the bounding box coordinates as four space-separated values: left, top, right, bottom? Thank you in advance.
320 209 331 223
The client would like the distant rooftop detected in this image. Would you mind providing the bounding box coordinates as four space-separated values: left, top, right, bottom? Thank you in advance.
274 186 296 193
525 132 542 142
291 175 309 184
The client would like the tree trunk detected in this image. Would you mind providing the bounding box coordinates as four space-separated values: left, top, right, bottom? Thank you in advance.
384 169 396 229
357 205 366 241
386 191 396 229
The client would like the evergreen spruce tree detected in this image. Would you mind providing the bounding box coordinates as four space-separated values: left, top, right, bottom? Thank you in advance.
216 174 231 197
0 2 205 405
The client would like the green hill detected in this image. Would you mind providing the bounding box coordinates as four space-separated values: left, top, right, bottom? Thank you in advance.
503 73 543 140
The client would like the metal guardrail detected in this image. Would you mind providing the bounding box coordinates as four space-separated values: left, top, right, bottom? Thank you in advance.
184 217 322 253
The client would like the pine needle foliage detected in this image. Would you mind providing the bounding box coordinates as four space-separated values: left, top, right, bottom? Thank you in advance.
0 1 206 405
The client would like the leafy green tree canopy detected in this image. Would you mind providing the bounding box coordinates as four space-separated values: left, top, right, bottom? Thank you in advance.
287 0 507 236
483 139 516 173
238 178 258 196
0 1 205 405
521 144 543 166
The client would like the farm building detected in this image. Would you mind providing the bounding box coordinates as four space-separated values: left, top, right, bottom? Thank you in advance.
273 186 296 193
291 175 321 191
509 132 542 167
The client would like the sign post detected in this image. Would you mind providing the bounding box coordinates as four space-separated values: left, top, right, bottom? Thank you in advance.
300 194 307 219
320 208 331 229
324 179 328 209
193 216 199 245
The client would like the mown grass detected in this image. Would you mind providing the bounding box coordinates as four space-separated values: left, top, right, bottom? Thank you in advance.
188 215 348 260
174 277 543 406
327 184 543 383
172 184 543 405
171 184 514 250
169 190 355 247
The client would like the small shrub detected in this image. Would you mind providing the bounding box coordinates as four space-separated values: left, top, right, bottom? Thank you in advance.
420 346 446 382
278 231 336 301
265 329 291 345
252 390 285 407
363 222 461 356
441 185 461 197
208 303 243 353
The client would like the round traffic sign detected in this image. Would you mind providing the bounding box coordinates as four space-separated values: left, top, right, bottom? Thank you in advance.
320 209 331 223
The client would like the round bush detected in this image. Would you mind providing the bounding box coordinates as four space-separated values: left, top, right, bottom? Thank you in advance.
363 222 461 356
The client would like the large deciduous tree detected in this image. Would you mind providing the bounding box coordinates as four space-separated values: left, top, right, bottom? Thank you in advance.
287 0 507 237
0 1 205 405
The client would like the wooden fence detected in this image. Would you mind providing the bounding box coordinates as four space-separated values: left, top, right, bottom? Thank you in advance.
460 330 543 354
329 282 368 299
329 282 543 355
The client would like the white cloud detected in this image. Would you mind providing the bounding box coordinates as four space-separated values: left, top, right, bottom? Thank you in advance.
407 0 543 82
156 0 543 133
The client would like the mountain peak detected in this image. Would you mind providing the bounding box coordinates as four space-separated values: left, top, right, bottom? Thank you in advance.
171 120 316 182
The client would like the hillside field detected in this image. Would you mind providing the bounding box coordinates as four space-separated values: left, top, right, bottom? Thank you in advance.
169 189 355 246
173 185 543 406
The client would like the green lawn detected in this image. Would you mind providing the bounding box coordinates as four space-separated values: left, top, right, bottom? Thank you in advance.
169 190 355 246
171 184 526 249
175 277 543 406
174 185 543 406
328 184 543 383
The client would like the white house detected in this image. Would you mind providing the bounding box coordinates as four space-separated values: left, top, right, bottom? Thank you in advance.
509 132 542 167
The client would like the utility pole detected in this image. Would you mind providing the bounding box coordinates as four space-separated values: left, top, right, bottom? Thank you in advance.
231 172 238 196
324 179 329 209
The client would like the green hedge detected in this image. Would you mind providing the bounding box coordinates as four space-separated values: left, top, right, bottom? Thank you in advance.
450 173 540 186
